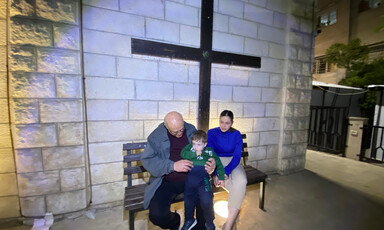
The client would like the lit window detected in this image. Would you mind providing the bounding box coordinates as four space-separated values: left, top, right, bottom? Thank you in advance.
319 10 337 26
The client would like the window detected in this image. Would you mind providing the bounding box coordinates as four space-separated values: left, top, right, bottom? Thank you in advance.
318 10 337 27
313 57 336 74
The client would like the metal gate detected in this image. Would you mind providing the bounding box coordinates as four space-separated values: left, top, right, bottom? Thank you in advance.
360 125 384 162
308 106 349 154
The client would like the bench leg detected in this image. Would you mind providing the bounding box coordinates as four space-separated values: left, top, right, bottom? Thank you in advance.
129 211 134 230
259 181 265 211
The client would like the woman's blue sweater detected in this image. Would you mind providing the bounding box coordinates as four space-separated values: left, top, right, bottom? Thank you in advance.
207 127 243 176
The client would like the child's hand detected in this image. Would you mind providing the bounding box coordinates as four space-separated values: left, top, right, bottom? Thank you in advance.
217 180 225 187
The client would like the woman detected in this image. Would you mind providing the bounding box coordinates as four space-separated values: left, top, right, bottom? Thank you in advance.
207 110 247 230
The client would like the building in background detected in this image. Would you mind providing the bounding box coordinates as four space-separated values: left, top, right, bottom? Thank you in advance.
313 0 384 84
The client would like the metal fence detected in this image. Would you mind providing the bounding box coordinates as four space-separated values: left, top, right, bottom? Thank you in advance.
308 106 348 154
360 125 384 162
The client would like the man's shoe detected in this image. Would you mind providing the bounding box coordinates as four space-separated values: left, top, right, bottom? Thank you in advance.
170 211 181 230
181 218 197 230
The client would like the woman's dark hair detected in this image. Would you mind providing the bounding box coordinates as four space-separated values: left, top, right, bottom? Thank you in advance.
220 110 237 132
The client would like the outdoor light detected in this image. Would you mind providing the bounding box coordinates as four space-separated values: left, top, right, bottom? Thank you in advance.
214 200 228 218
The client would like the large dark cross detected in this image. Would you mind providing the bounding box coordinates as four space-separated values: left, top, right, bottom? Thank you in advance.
131 0 260 131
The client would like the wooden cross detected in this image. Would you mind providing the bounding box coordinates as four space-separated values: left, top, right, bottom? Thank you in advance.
131 0 261 131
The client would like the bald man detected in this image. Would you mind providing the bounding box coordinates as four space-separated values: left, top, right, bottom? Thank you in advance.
141 111 216 230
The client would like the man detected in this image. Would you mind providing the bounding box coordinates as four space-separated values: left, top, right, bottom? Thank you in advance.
141 111 216 230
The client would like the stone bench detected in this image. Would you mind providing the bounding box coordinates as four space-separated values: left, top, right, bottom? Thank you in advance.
123 134 267 230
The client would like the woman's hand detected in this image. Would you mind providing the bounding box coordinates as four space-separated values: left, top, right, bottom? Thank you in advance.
205 157 216 174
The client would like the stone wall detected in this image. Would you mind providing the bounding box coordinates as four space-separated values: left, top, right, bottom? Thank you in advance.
0 0 314 220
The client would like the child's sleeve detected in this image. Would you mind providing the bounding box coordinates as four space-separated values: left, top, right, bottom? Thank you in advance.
212 151 225 180
181 143 195 160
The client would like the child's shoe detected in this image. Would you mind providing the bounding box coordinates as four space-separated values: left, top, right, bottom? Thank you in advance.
181 218 197 230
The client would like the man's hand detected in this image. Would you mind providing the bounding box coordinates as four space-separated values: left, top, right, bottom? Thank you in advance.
174 160 193 172
205 157 216 174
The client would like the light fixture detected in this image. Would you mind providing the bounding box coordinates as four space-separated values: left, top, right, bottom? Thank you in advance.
213 200 228 218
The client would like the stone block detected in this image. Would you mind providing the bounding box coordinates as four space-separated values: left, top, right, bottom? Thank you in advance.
266 103 282 117
58 122 84 146
0 99 8 122
292 130 307 143
210 85 232 101
213 68 248 86
10 72 55 98
61 167 86 191
159 62 188 83
298 48 311 62
244 103 265 117
270 74 283 88
83 6 144 36
257 158 278 173
42 146 85 170
258 25 285 45
89 141 127 164
0 72 6 97
91 162 123 184
188 65 199 83
300 18 312 34
246 132 260 147
267 0 288 13
159 102 190 119
36 0 78 24
302 62 312 77
88 121 143 142
82 0 119 10
20 196 45 216
15 148 43 173
262 88 282 102
217 103 243 117
180 25 200 47
9 45 36 72
234 87 261 102
174 83 199 101
267 144 278 159
56 75 82 98
244 4 273 25
11 99 37 124
129 101 158 120
46 189 87 214
248 0 267 7
249 72 269 87
286 89 300 103
118 57 157 80
10 0 34 17
0 148 15 173
260 131 280 145
166 1 198 26
40 99 83 123
294 104 310 117
18 171 60 196
287 60 302 75
87 100 128 121
0 173 17 196
289 31 303 47
83 29 131 57
92 181 125 204
146 18 179 43
54 24 80 50
0 124 12 148
254 118 280 131
213 13 228 32
120 0 164 19
84 53 116 77
300 91 312 103
269 43 285 59
260 57 284 74
14 124 57 148
218 0 243 18
136 81 173 100
0 196 20 218
212 31 243 53
233 118 254 133
278 155 305 174
273 11 286 28
248 146 267 161
85 77 134 99
229 17 257 39
144 120 163 138
10 18 52 46
37 48 80 74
